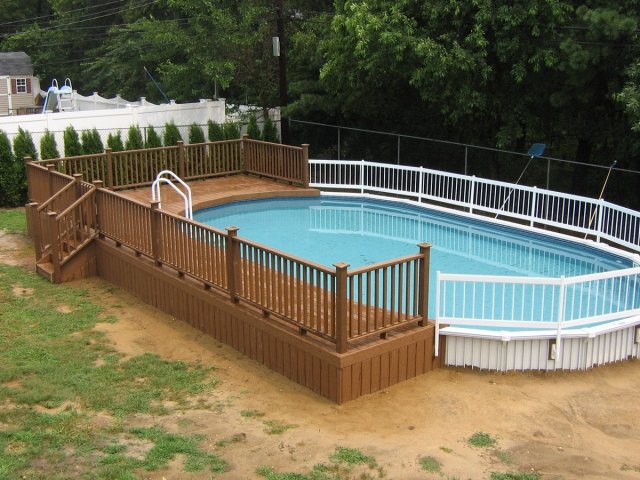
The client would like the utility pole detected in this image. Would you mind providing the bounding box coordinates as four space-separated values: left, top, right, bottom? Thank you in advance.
275 0 290 144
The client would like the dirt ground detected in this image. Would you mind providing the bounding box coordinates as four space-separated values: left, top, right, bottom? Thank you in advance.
3 229 640 479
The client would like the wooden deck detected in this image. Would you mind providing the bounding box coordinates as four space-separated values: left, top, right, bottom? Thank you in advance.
119 174 321 215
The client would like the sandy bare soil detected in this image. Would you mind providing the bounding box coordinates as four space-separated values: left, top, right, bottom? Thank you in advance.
4 230 640 479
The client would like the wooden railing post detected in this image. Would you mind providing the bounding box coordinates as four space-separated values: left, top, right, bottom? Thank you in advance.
93 180 103 235
73 173 83 197
27 202 40 255
242 134 251 173
48 211 61 283
334 261 350 353
24 156 33 201
105 148 114 190
417 243 432 326
226 226 240 303
301 143 310 187
178 141 185 178
46 163 56 198
150 200 163 266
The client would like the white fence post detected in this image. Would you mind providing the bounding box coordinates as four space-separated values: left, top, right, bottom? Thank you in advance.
418 166 424 203
596 198 604 243
530 186 538 227
360 160 365 194
435 271 441 357
555 276 566 368
469 175 476 214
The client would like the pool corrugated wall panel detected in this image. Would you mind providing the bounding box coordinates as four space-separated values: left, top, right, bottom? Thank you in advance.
444 327 639 371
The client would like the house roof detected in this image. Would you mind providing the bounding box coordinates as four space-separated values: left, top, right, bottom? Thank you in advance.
0 52 33 76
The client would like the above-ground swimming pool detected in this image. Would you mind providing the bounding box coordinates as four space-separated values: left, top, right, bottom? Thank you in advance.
195 196 638 322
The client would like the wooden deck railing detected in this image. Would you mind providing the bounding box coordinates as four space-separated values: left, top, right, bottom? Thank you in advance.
30 137 308 190
24 140 431 352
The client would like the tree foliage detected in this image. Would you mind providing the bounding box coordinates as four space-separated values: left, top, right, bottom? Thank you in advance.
125 125 144 150
208 120 225 142
40 129 60 160
0 131 19 207
246 113 261 140
163 122 183 146
63 126 82 157
145 126 162 148
262 116 280 143
188 123 205 144
80 129 104 154
107 132 124 152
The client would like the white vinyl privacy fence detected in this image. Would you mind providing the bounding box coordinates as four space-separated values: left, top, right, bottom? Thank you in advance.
310 159 640 370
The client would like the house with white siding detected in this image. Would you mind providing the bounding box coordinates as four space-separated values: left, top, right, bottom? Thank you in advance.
0 52 40 116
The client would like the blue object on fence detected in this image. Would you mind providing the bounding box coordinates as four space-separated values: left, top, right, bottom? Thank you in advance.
527 143 546 157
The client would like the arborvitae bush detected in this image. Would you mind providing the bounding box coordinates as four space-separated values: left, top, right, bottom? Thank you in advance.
125 125 144 150
145 126 162 148
81 128 104 154
12 128 37 204
63 126 83 157
207 120 224 141
40 129 60 159
163 121 183 146
107 131 124 151
262 116 280 143
223 122 240 140
246 113 261 140
188 122 205 144
0 130 19 207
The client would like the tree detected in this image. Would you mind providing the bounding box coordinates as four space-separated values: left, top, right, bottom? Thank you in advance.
145 126 163 148
223 123 241 140
163 121 183 146
125 125 144 150
208 120 225 142
262 116 280 143
40 130 60 160
188 123 206 144
63 126 83 157
0 130 19 207
80 128 104 154
107 132 124 152
12 128 38 204
246 113 261 140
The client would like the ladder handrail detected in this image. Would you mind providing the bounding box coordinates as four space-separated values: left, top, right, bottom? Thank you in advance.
151 170 193 219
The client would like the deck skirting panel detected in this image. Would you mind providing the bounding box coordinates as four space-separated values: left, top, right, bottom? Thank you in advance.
96 239 438 403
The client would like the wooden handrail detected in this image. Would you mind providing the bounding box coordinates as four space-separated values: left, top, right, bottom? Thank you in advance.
347 253 423 277
56 185 96 219
37 180 77 212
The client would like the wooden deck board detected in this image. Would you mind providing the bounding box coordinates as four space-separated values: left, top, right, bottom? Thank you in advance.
119 174 320 215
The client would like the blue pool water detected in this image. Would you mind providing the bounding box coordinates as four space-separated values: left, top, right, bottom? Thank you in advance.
195 196 633 275
195 196 638 324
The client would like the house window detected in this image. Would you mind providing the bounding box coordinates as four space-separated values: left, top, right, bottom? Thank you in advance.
15 78 27 93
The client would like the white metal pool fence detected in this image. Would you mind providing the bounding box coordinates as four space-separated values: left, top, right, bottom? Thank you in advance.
309 159 640 369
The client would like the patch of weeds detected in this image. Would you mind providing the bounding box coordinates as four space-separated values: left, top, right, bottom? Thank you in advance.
419 455 442 473
0 208 27 234
621 464 640 472
330 446 376 467
490 472 540 480
496 450 513 465
263 420 298 435
215 433 246 447
439 446 453 454
256 447 382 479
468 431 497 448
241 409 265 419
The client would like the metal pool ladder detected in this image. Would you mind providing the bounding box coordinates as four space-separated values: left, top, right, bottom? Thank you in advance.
151 170 193 220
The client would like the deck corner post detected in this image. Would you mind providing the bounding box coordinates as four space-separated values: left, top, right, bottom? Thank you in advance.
105 148 114 190
177 141 185 178
226 226 240 303
242 134 251 174
47 211 61 283
26 202 40 252
150 200 163 266
418 242 432 326
73 173 83 199
46 163 56 198
24 156 33 201
301 143 310 187
334 261 350 353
